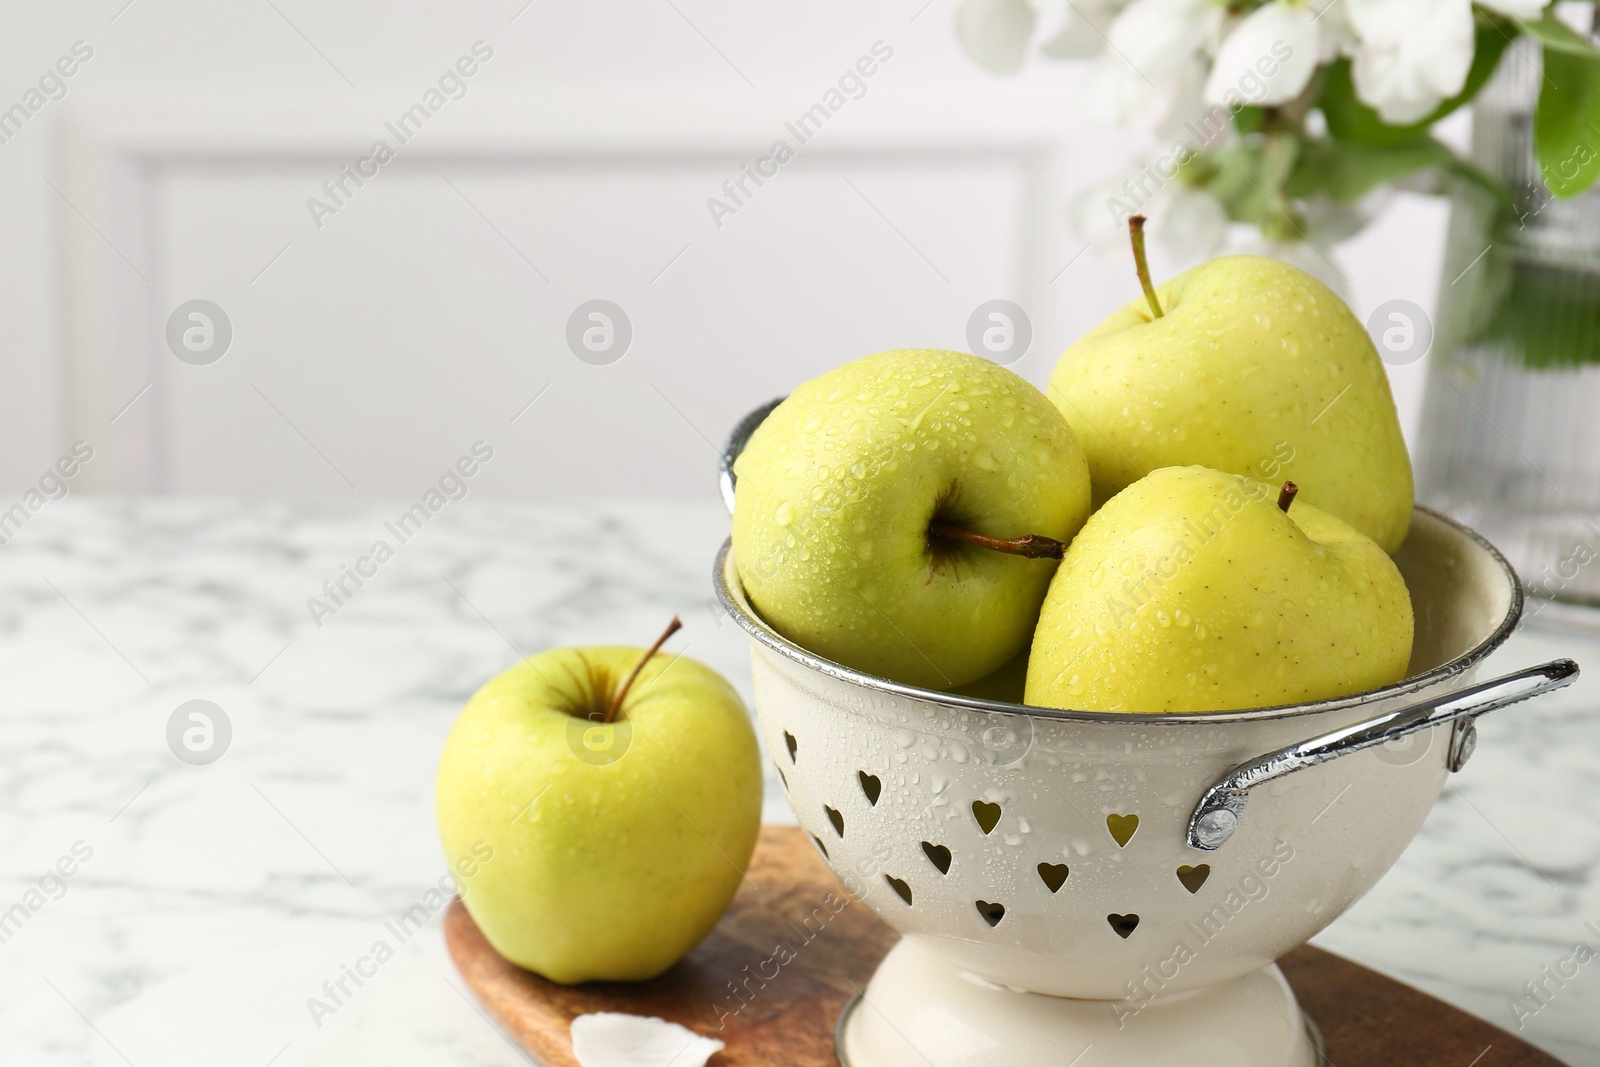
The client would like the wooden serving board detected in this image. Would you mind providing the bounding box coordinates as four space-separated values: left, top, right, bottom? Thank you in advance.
444 826 1567 1067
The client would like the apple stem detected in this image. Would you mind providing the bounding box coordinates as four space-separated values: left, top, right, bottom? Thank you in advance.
1129 215 1164 320
928 522 1066 560
1277 481 1299 513
603 616 683 724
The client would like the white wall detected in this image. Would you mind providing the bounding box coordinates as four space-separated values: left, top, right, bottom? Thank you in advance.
0 0 1448 502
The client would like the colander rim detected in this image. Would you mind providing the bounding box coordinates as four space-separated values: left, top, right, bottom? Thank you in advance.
711 505 1526 725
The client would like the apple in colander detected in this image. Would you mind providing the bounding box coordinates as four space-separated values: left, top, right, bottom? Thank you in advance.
1025 466 1414 713
731 348 1092 691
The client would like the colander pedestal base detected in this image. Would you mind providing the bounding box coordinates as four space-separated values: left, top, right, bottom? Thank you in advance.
838 937 1322 1067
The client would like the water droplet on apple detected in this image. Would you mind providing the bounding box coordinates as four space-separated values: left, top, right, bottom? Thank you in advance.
774 501 795 526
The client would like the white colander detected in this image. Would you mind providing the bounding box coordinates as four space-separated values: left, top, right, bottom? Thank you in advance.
715 404 1577 1067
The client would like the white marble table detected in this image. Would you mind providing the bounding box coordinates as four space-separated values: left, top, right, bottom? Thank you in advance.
0 500 1595 1066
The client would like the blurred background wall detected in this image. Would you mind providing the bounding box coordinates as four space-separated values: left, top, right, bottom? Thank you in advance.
0 0 1452 501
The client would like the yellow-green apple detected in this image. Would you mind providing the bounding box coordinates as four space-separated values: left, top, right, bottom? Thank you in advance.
1026 466 1414 713
1047 229 1413 552
435 620 761 982
732 348 1092 689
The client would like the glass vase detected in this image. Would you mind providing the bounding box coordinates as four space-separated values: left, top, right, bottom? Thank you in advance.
1416 45 1600 614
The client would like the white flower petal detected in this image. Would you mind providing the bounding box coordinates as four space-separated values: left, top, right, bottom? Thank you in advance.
1204 3 1320 107
957 0 1039 74
570 1013 725 1067
1082 50 1202 129
1107 0 1210 74
1346 0 1474 124
1083 54 1161 126
1309 0 1356 63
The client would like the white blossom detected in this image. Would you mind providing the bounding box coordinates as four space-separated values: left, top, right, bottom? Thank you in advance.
1309 0 1355 62
1204 2 1321 108
958 0 1553 253
1345 0 1475 123
1107 0 1215 73
1082 0 1216 128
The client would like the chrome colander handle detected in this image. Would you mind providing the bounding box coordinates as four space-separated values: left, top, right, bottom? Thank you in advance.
719 397 786 516
1186 658 1579 851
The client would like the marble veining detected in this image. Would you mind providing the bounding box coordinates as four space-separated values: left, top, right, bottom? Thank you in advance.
0 500 1594 1065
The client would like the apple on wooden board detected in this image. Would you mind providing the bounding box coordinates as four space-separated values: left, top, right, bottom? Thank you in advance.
732 348 1092 690
436 619 762 984
1047 218 1414 553
1026 466 1414 714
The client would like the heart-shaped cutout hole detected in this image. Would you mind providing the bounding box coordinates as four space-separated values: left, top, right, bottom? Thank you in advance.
825 805 844 837
858 771 882 806
1038 862 1070 893
784 731 798 762
922 842 952 874
810 833 828 858
775 765 788 790
976 900 1006 927
1108 913 1140 939
1106 813 1139 847
885 874 913 905
1177 864 1210 894
972 800 1002 835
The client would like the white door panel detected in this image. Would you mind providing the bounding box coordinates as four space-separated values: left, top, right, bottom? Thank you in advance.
0 1 1442 497
147 149 1044 498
